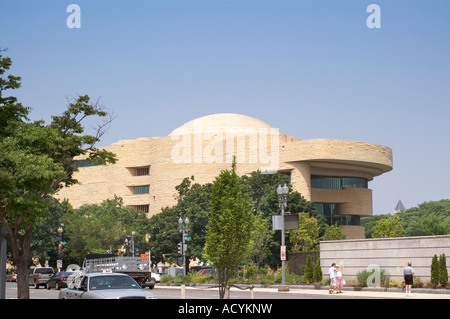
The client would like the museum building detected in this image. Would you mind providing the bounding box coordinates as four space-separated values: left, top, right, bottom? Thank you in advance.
56 113 393 239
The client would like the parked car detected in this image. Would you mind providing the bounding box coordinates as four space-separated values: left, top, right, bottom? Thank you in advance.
195 268 216 278
47 271 78 290
143 272 159 288
151 273 160 283
6 272 17 282
29 267 54 289
59 271 157 299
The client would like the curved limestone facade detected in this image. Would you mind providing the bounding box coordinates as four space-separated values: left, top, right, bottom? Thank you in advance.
56 113 393 239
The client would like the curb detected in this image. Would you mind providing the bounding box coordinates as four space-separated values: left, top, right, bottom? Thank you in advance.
158 282 450 295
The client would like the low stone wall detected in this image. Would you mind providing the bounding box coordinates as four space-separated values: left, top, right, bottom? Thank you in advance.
320 235 450 283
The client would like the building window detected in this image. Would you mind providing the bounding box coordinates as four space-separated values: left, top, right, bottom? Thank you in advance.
128 166 150 176
134 185 149 194
311 176 368 190
313 203 360 226
136 167 150 176
314 203 338 225
130 205 149 213
72 159 104 168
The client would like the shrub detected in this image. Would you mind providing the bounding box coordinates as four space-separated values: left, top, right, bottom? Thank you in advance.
313 258 323 283
439 253 448 288
356 268 389 287
160 274 173 283
430 254 439 287
304 255 313 283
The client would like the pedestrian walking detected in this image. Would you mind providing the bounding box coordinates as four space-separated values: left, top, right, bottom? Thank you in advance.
403 262 415 296
328 263 336 294
335 266 344 293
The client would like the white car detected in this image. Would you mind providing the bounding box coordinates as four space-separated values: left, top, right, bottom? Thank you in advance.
59 272 157 299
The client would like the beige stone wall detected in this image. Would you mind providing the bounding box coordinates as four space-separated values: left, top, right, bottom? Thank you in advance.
320 235 450 283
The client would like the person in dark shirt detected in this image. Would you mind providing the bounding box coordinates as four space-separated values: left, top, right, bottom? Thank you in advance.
403 262 415 296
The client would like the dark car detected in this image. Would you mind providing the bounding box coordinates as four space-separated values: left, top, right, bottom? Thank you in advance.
47 271 78 290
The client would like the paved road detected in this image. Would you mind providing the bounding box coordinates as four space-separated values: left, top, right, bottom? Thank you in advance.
4 282 450 299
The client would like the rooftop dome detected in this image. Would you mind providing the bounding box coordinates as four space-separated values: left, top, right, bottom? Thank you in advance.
169 113 275 136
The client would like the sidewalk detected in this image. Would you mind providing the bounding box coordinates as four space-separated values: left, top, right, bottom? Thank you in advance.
159 283 450 299
258 285 450 299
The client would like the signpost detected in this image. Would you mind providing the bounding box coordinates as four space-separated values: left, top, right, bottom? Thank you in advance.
280 245 286 261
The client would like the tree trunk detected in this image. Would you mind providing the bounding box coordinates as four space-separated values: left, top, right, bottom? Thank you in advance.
16 260 30 299
217 269 228 299
16 225 33 299
3 220 33 299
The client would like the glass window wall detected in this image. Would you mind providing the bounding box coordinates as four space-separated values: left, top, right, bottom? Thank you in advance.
311 176 368 190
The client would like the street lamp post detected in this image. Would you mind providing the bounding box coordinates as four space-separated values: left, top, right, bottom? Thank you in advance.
178 216 189 276
277 183 289 292
57 224 64 271
131 231 135 257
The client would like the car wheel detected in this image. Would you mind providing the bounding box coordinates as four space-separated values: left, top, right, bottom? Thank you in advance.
34 281 39 289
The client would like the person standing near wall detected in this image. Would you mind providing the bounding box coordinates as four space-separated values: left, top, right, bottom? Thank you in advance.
335 265 344 293
403 262 415 296
328 263 336 294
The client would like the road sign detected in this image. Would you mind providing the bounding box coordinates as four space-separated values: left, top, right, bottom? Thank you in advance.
272 213 299 231
280 245 286 261
185 236 191 241
57 259 62 269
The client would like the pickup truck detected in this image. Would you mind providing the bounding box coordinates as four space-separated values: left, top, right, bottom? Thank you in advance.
83 254 155 289
29 267 55 289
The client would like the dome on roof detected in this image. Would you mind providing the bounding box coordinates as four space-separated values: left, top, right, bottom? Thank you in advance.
169 113 275 136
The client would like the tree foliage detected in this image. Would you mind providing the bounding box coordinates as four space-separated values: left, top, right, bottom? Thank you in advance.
439 253 448 288
323 223 346 241
290 213 320 252
204 161 254 298
371 215 404 238
147 176 211 264
362 199 450 238
0 55 116 298
61 196 149 263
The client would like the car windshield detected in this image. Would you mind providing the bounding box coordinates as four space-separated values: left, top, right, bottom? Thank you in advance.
89 275 141 290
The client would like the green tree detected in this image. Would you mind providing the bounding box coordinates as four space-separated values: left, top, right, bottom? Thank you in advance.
304 255 313 283
61 196 148 263
371 215 404 238
290 213 320 252
250 212 274 268
313 258 323 283
204 161 254 299
323 223 346 241
362 200 450 238
430 254 439 287
30 198 73 267
0 56 116 298
147 177 211 264
439 253 448 288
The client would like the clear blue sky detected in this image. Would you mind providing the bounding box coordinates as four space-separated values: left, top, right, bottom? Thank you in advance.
2 0 449 215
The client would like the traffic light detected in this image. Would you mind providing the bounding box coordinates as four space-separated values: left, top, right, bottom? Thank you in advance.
177 242 183 255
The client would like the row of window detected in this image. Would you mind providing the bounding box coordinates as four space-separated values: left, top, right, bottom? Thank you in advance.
130 167 151 212
311 175 368 190
73 160 151 177
313 203 361 226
